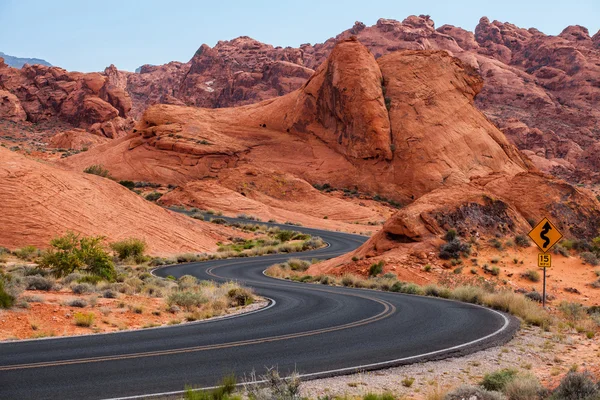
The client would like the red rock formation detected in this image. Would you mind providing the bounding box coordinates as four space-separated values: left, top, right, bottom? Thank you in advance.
112 16 599 183
0 88 26 121
0 58 133 137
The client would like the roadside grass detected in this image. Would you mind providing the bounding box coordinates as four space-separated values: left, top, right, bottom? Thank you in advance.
265 260 553 328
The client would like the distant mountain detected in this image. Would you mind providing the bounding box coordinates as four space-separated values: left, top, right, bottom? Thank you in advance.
0 52 52 68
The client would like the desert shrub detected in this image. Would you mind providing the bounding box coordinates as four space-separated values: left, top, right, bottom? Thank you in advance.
503 374 543 400
83 165 110 178
444 229 458 241
302 237 324 250
211 218 227 225
276 230 295 242
228 287 254 306
444 385 506 400
525 291 543 303
110 238 147 262
74 312 94 327
39 232 115 281
439 239 471 260
363 394 396 400
119 180 135 190
559 302 586 324
62 272 83 284
286 259 310 272
15 245 39 260
102 289 117 299
515 235 530 248
167 291 207 311
0 279 14 308
369 261 385 277
244 368 301 400
580 252 599 266
521 270 540 282
25 275 54 291
145 192 163 202
68 298 87 308
71 283 94 294
552 371 598 400
341 274 357 287
553 244 570 257
481 368 519 392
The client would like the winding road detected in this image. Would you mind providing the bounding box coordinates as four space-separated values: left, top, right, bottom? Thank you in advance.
0 217 518 400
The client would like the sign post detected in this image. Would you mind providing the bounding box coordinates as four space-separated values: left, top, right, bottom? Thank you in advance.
528 218 562 309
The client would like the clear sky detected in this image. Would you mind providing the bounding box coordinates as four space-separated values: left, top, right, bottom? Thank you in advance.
0 0 598 72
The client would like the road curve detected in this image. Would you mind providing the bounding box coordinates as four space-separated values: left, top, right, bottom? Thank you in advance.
0 217 519 400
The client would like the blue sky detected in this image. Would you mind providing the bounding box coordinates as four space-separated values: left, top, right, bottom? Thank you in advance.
0 0 598 72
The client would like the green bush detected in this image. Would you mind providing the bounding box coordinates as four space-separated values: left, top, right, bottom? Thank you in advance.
444 229 458 241
185 374 237 400
276 230 295 242
39 232 115 281
481 368 519 392
15 245 39 260
439 239 471 260
145 192 163 202
110 238 147 262
83 165 110 178
119 180 135 190
0 279 14 309
363 393 395 400
369 261 385 277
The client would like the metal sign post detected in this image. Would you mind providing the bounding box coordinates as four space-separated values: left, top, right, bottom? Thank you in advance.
529 218 561 309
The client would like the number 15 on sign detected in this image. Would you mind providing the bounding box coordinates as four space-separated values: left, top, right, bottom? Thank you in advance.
538 253 551 268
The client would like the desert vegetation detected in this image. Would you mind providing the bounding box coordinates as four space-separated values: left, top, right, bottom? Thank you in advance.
150 225 324 267
0 233 259 339
183 367 600 400
267 258 600 335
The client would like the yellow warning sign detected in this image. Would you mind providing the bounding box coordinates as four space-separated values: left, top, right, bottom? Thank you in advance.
538 253 551 268
528 217 563 253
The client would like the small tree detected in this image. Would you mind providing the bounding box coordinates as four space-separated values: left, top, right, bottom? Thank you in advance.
111 238 147 262
39 232 115 281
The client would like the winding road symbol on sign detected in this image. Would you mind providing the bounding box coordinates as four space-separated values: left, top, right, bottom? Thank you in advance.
528 217 563 253
540 222 552 249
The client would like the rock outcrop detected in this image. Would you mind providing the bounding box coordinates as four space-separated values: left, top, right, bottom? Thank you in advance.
63 39 600 255
0 58 133 137
109 16 600 184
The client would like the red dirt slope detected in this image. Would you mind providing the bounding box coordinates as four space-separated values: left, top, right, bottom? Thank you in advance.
0 147 239 255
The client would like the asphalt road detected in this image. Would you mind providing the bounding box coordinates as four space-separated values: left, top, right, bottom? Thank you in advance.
0 217 519 400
